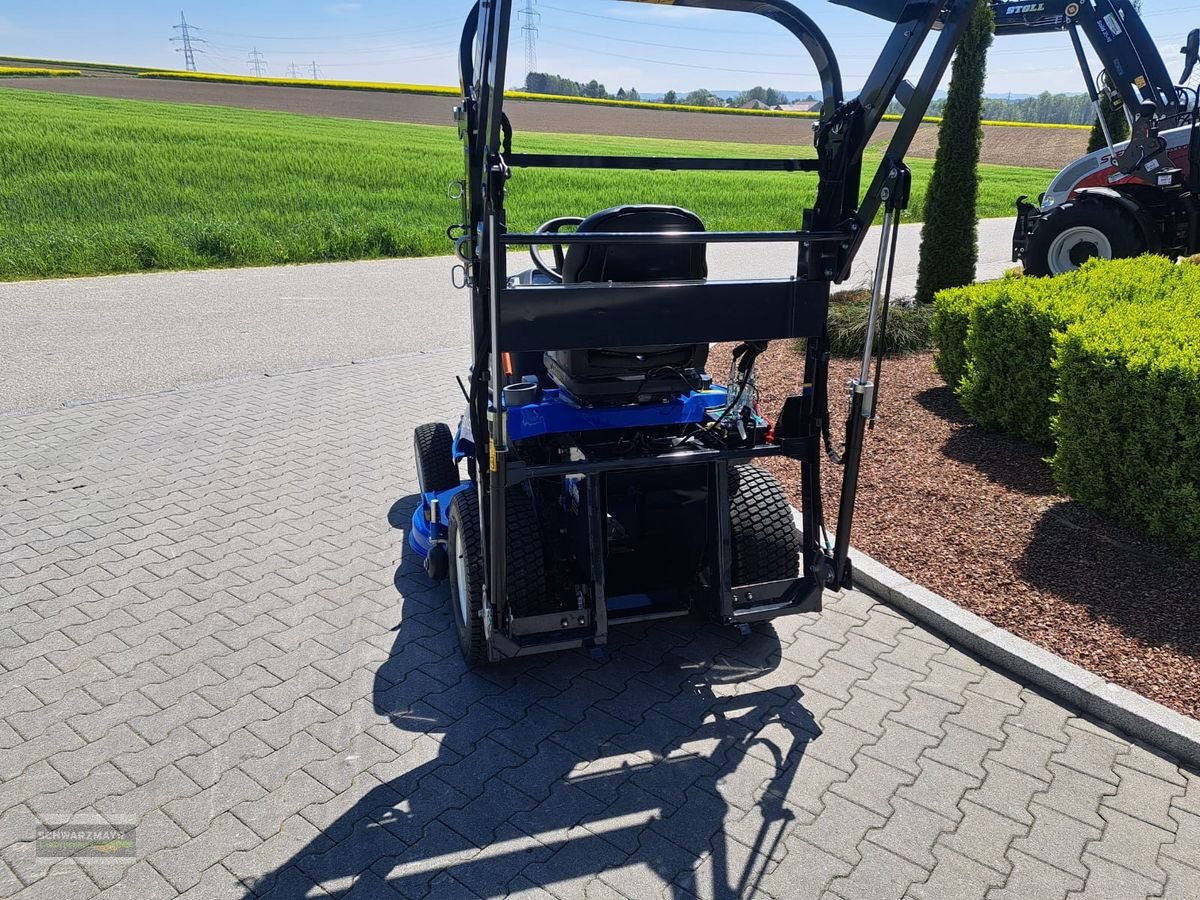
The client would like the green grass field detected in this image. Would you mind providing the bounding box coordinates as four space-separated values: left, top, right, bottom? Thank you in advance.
0 88 1057 281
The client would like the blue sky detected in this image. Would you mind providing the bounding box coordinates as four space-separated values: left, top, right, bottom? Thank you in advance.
2 2 1193 96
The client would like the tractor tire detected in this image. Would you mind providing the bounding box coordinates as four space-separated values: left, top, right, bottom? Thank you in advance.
414 423 459 493
447 487 547 667
1023 196 1146 277
728 464 801 585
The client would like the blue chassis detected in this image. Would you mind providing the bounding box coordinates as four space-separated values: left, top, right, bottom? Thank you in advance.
409 385 730 562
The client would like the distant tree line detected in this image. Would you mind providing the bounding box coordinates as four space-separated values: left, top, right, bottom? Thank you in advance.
527 72 1101 123
524 74 812 109
522 72 639 101
640 86 808 108
887 90 1100 125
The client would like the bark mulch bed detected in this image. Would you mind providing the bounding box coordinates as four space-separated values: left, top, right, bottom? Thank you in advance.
711 343 1200 720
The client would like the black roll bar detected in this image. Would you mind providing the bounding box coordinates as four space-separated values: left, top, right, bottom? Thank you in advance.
499 229 853 246
620 0 845 109
453 0 981 651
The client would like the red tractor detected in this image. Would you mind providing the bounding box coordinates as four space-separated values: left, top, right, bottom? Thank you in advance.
1001 1 1199 276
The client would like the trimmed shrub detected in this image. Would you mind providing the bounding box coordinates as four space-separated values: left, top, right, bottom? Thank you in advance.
932 281 999 389
928 254 1199 556
958 278 1062 441
956 256 1185 442
1053 289 1200 558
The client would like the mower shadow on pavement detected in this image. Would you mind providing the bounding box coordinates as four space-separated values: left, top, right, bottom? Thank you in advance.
241 494 823 899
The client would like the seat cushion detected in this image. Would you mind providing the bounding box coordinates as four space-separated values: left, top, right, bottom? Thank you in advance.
562 205 707 284
547 205 709 405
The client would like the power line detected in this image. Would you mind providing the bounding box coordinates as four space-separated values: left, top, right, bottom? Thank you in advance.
520 0 540 81
202 35 455 57
309 60 322 79
547 22 876 61
201 20 456 41
170 10 206 72
539 38 824 79
537 3 762 35
247 46 266 76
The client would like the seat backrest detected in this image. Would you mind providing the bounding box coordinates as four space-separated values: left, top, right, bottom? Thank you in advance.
562 205 707 284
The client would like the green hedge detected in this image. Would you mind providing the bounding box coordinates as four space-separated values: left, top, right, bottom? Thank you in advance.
939 256 1186 443
931 282 992 390
932 256 1200 557
1054 299 1200 557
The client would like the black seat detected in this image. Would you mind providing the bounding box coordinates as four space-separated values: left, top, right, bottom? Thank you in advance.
545 205 711 405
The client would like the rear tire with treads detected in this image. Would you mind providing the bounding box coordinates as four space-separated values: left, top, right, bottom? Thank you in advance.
729 464 801 585
1024 196 1146 277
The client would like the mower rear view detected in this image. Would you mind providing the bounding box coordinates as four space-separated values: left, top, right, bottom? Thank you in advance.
413 404 804 664
408 0 980 665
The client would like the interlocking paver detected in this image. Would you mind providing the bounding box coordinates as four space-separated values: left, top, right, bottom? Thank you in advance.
163 768 266 837
3 345 1197 900
1085 805 1174 883
965 759 1046 827
935 800 1027 877
1 724 85 782
1010 801 1099 880
128 693 222 745
109 726 209 789
827 841 927 900
1056 722 1127 784
909 844 1006 900
865 795 956 870
1068 853 1165 900
988 848 1084 899
8 691 103 747
1160 857 1200 900
46 724 148 785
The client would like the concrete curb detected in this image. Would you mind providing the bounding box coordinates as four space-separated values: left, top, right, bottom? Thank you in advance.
847 545 1200 770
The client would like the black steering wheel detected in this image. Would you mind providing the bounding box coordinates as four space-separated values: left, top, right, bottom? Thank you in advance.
530 216 584 283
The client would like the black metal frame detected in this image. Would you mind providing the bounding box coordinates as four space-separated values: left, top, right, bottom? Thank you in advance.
452 0 977 661
994 0 1189 127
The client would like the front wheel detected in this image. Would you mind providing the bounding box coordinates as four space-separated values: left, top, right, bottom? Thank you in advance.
1023 197 1146 277
447 489 486 666
446 487 548 667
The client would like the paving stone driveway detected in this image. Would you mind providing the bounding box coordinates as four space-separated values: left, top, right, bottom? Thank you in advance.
2 348 1198 900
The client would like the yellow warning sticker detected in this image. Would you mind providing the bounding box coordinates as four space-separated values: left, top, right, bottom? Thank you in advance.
489 440 498 473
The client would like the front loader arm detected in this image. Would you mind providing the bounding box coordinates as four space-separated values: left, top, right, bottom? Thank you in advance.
992 1 1187 122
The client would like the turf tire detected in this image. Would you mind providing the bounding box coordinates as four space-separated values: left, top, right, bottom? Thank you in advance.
414 423 459 494
447 487 547 667
729 464 801 585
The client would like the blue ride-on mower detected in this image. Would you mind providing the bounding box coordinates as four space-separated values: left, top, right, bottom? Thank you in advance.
410 0 979 665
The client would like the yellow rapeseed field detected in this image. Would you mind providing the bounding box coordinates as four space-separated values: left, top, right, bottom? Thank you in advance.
0 66 81 77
